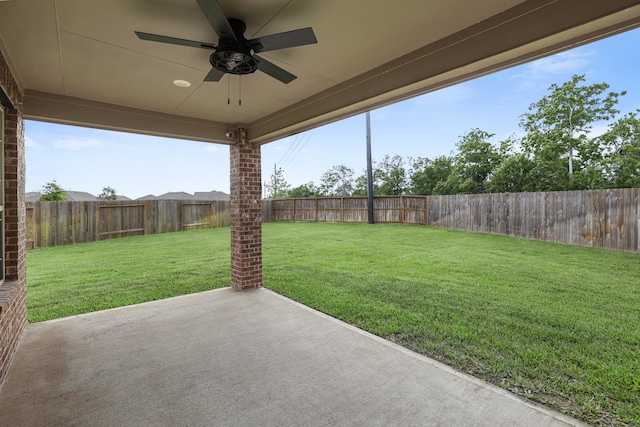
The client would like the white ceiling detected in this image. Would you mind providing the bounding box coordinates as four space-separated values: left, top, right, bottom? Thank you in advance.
1 0 639 145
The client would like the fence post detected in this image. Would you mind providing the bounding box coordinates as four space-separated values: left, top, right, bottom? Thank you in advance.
315 198 318 222
94 202 101 242
637 188 640 253
142 202 147 235
214 200 218 228
424 195 428 226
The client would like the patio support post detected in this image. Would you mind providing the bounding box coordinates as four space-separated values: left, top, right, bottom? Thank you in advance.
0 48 27 388
230 127 262 290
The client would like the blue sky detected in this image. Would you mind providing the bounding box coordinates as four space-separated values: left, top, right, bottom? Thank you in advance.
25 28 640 200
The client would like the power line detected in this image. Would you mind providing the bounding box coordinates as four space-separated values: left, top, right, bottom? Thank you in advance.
281 132 313 167
277 134 301 165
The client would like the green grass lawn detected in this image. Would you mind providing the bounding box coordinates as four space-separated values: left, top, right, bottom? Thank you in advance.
27 223 640 426
27 227 232 321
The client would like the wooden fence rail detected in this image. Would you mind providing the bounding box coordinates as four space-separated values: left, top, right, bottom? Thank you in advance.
27 189 640 253
26 200 230 249
263 189 640 253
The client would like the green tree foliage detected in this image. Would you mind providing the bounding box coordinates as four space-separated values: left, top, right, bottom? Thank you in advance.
599 110 640 188
409 156 454 195
352 174 374 197
485 136 528 193
353 161 384 197
39 180 67 201
353 155 408 196
519 74 625 191
319 164 355 196
98 186 118 200
376 154 407 195
450 129 501 194
265 166 291 199
289 182 320 198
281 75 637 198
487 153 536 193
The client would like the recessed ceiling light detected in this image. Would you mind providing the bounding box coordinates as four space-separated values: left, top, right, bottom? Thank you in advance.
173 79 191 88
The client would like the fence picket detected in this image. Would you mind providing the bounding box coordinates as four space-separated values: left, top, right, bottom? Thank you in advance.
265 190 639 253
25 190 640 253
26 200 230 249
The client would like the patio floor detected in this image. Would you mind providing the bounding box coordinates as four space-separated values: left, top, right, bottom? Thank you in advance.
0 287 585 426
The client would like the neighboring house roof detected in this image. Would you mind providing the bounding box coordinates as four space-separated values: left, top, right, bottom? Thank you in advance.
26 190 228 202
25 192 41 202
194 191 230 201
25 190 97 202
64 191 97 201
143 191 230 201
155 192 195 200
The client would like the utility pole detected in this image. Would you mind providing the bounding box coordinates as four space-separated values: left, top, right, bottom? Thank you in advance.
366 111 374 224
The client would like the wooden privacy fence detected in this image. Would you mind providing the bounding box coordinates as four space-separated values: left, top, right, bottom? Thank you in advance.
263 188 640 253
26 200 230 249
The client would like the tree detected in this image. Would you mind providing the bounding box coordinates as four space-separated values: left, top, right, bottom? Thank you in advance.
289 182 320 198
98 186 118 200
319 164 355 196
486 135 537 193
39 180 67 201
352 174 371 197
519 74 625 190
353 166 384 197
424 129 500 195
376 154 407 195
408 155 453 195
451 129 501 194
265 166 291 199
487 153 536 193
599 110 640 188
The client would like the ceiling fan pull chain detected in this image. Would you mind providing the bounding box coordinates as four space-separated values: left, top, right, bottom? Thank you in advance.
227 75 230 105
239 75 242 106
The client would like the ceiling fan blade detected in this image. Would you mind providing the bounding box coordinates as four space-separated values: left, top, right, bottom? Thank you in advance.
254 55 297 84
135 31 216 49
204 67 225 82
195 0 237 41
250 28 317 53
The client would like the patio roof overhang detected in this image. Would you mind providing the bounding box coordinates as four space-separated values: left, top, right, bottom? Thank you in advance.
1 0 640 145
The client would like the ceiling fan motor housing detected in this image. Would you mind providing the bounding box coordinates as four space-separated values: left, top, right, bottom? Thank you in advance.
210 18 258 75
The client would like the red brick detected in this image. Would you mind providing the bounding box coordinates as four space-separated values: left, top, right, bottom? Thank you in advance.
230 128 263 290
1 48 27 389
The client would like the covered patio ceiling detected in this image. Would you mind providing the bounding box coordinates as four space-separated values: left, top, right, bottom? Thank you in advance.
1 0 640 145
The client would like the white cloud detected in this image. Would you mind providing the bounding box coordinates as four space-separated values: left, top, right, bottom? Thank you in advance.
203 144 220 152
25 136 44 150
529 50 593 75
54 138 100 150
514 50 595 90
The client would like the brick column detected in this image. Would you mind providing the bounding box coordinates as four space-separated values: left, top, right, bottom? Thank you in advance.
230 127 262 290
1 46 27 388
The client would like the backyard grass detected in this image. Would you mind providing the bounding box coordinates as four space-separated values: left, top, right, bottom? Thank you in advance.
27 227 231 321
27 223 640 426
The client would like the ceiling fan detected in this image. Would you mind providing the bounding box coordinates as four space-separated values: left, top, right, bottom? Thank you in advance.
135 0 317 84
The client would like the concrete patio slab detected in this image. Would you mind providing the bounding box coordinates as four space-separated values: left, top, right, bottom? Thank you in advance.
0 288 585 426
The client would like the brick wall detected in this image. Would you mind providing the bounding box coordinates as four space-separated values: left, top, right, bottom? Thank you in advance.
3 108 26 281
230 128 263 290
0 281 26 385
1 47 27 388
